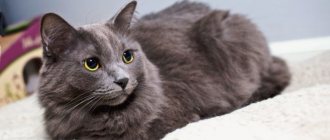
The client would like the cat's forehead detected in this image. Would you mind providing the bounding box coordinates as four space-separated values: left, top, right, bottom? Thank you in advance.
77 23 123 54
75 23 124 61
79 23 118 42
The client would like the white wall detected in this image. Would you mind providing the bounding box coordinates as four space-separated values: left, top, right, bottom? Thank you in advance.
2 0 330 41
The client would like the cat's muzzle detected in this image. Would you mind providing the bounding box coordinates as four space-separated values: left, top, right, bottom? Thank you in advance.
95 80 138 106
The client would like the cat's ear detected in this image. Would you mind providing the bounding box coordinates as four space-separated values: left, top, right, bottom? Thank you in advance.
111 1 137 31
40 13 76 57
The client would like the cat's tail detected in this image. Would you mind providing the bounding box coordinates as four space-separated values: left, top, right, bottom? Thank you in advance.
245 56 291 105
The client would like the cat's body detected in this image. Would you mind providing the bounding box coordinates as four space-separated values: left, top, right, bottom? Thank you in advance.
134 2 290 138
38 1 290 140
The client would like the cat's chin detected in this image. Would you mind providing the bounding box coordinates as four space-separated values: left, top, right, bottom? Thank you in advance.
95 86 136 106
105 93 129 106
91 88 136 114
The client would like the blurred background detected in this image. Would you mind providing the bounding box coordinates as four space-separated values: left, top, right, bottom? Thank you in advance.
0 0 330 106
1 0 330 41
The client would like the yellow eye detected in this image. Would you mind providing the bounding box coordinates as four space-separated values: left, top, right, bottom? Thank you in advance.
84 57 100 72
122 50 134 64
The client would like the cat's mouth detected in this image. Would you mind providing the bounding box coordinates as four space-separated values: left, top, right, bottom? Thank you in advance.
94 82 138 106
104 92 129 106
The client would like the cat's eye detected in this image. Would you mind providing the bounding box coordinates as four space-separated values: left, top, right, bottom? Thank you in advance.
122 50 134 64
84 57 100 72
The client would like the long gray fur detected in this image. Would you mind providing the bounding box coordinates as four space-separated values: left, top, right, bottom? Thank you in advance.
38 1 290 140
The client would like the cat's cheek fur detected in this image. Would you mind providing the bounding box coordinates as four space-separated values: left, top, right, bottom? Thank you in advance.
131 51 147 81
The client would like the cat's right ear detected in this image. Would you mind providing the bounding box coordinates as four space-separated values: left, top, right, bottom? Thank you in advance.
40 13 76 58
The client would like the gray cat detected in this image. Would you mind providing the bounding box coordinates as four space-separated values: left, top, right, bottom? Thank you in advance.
38 1 290 140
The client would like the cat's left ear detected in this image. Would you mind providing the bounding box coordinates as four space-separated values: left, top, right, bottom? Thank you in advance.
110 1 137 31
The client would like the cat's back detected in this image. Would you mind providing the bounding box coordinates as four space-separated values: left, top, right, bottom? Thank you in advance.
133 1 270 81
132 2 288 139
133 0 272 108
132 1 211 76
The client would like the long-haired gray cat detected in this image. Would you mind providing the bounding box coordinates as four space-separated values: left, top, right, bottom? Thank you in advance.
38 1 290 139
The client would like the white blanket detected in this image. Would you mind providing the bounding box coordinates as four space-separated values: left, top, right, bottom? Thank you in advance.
1 50 330 140
164 85 330 140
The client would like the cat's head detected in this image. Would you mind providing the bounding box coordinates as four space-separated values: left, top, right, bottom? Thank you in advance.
39 1 157 109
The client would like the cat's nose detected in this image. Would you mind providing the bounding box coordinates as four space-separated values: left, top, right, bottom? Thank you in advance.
114 78 129 90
